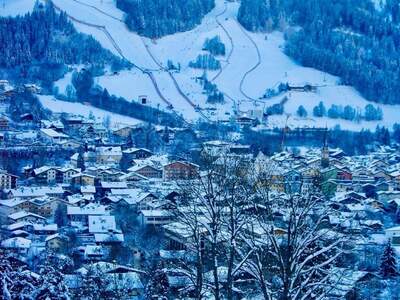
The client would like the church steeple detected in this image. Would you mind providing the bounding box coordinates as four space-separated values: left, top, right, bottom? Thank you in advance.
321 127 329 168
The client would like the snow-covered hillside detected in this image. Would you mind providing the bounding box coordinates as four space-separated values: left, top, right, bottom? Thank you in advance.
39 95 142 129
2 0 399 131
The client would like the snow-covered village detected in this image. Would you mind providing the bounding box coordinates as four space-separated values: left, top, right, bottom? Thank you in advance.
1 0 400 299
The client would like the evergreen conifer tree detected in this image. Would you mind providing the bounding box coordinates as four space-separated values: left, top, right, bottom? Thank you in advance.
380 241 398 278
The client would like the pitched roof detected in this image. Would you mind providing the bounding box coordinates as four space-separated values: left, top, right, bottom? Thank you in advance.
88 215 117 233
9 211 45 221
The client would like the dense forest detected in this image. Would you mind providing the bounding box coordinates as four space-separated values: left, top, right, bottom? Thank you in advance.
0 2 126 89
238 0 400 105
116 0 215 38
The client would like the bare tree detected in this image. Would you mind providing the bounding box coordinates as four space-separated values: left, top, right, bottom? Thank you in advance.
172 153 254 299
241 172 348 300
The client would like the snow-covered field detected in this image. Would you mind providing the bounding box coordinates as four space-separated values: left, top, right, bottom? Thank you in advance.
3 0 400 130
39 95 142 129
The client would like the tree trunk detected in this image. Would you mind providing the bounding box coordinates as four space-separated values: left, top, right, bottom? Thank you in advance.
211 241 220 300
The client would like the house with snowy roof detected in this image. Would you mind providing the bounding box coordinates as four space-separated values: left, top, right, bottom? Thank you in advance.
0 198 27 216
327 268 378 299
8 211 45 224
96 146 122 164
81 185 96 195
163 161 199 181
70 173 95 187
6 185 64 199
122 147 153 160
139 209 174 226
40 128 69 144
45 233 68 252
118 172 148 187
83 245 108 261
107 188 158 209
33 166 59 184
96 169 125 182
128 164 163 179
67 204 108 225
385 226 400 246
19 196 68 218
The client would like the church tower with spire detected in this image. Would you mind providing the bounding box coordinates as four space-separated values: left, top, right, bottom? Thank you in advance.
321 127 330 168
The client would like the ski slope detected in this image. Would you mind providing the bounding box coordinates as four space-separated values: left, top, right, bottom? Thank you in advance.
3 0 400 130
39 95 142 129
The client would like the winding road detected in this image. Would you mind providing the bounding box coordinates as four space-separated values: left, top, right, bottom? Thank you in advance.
236 21 262 102
211 3 234 82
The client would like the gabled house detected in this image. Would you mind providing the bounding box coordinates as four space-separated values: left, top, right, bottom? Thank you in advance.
67 204 108 225
40 128 69 144
33 166 59 184
8 211 45 224
163 161 199 181
122 148 153 160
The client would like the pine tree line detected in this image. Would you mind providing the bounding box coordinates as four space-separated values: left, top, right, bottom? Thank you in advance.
116 0 215 38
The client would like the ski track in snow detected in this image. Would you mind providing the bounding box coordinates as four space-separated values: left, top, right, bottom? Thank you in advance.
3 0 400 130
50 0 191 123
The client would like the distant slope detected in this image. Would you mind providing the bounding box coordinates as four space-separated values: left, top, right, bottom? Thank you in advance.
10 0 400 131
237 0 400 105
0 1 125 89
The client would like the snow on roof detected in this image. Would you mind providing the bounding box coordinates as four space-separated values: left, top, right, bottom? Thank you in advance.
9 186 64 198
96 146 122 156
9 211 45 221
6 222 32 231
84 245 106 256
122 147 152 154
67 204 107 216
67 194 86 205
100 181 128 189
88 215 117 233
33 166 56 175
94 233 124 243
33 223 58 232
119 171 148 181
0 198 27 208
140 210 174 217
110 188 154 199
1 237 31 249
11 229 29 236
81 185 96 193
45 233 61 242
40 128 69 138
163 222 206 239
385 226 400 232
